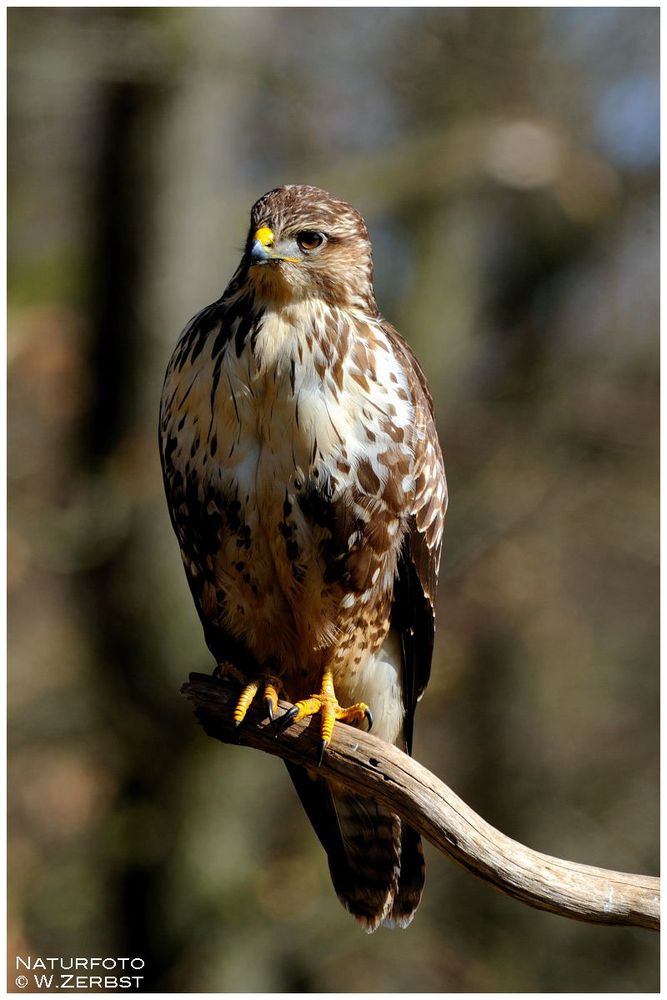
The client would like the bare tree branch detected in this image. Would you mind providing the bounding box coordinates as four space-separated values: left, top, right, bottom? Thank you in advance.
181 672 659 932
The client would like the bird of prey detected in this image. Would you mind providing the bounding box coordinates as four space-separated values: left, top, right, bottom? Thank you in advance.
159 185 447 931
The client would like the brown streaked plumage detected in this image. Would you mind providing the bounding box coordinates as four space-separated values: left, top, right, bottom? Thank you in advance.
159 184 447 931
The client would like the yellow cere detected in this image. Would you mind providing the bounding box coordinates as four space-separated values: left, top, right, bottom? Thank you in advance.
254 226 274 247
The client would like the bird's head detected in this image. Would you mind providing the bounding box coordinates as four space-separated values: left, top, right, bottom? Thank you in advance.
243 185 376 312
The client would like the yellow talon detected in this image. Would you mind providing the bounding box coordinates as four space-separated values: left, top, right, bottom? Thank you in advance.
321 701 336 745
232 675 281 727
263 680 280 723
276 669 372 765
233 681 258 726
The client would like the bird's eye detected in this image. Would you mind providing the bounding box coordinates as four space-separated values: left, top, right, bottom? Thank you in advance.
297 231 325 252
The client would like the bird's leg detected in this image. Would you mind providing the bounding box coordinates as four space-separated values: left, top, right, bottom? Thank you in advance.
232 674 281 728
214 661 244 683
276 669 373 765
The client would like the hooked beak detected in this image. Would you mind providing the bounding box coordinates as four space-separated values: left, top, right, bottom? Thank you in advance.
248 225 300 265
249 239 273 265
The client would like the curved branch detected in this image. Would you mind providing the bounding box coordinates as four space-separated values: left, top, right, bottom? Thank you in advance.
181 672 659 932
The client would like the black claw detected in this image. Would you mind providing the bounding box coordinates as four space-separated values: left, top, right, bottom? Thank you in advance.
317 738 328 767
364 707 374 732
275 705 299 737
265 697 280 733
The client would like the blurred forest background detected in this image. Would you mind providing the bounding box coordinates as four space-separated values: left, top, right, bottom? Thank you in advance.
8 7 659 993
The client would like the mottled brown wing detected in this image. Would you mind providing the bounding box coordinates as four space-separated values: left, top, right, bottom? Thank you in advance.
286 322 444 931
158 293 260 676
382 321 447 754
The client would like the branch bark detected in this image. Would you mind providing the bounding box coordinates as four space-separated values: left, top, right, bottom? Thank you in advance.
181 672 659 932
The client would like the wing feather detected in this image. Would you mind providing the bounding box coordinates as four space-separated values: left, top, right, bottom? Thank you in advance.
381 321 447 753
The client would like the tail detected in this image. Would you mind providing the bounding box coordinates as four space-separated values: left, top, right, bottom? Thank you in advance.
285 762 425 931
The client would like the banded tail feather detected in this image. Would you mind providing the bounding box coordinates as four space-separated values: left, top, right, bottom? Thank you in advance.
286 763 425 931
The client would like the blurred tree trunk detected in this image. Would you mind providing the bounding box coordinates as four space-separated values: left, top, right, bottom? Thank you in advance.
79 11 277 987
81 76 190 988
